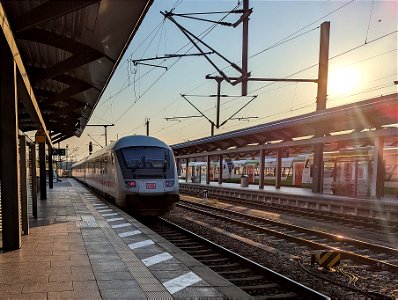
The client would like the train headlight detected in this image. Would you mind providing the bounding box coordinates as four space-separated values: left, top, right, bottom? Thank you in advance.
165 180 174 187
125 180 136 188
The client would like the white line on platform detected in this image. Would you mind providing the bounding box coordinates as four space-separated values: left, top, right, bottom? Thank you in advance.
106 217 124 222
163 272 202 294
98 209 112 213
102 213 118 217
118 230 141 238
92 203 105 206
111 223 130 229
128 240 154 249
142 252 173 266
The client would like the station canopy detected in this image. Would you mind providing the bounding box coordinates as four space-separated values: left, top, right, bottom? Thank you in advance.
171 93 398 158
1 0 152 143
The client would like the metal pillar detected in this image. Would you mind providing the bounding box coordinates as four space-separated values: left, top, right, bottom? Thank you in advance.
259 149 265 189
312 144 324 194
48 145 53 188
39 141 47 199
216 78 222 128
275 149 282 189
316 22 329 111
0 33 21 250
218 154 223 184
19 135 29 235
30 143 38 218
312 21 330 194
206 155 211 185
145 118 150 136
370 136 384 199
241 0 249 96
185 159 189 183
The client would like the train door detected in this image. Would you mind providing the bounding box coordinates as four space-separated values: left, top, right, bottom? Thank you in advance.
201 165 207 182
333 161 353 196
209 164 214 181
247 164 255 183
293 162 304 186
301 156 312 184
356 161 369 198
323 161 334 194
102 155 110 194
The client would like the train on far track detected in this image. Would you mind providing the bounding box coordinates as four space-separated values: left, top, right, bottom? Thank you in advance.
71 135 179 216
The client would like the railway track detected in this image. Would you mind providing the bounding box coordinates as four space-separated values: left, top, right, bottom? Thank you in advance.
177 198 398 273
183 191 398 234
142 217 329 299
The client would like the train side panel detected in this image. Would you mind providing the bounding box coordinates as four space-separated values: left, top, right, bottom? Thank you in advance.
72 135 179 216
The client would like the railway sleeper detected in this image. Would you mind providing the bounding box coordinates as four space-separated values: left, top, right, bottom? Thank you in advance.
216 268 252 275
251 292 298 299
166 238 194 243
201 257 229 262
177 245 205 250
228 275 265 282
187 249 214 254
190 253 222 259
240 283 279 290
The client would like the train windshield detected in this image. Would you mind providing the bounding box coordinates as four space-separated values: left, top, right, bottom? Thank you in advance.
121 146 170 170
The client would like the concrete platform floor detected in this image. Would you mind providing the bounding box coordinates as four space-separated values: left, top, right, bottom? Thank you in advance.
0 179 247 299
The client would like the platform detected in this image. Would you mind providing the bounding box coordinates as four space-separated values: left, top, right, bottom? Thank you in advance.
179 180 398 222
0 179 248 299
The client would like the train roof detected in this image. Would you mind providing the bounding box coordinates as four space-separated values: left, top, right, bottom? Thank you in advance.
72 135 171 167
112 135 170 151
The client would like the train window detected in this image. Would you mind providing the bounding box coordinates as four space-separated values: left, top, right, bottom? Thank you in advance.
121 146 170 170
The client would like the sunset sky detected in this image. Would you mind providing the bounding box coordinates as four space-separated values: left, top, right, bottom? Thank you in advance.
62 0 397 161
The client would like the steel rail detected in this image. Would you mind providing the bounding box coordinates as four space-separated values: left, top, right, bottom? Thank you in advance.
152 217 330 300
206 193 398 232
177 200 398 273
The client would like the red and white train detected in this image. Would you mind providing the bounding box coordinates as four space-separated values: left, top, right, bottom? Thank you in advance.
180 147 398 197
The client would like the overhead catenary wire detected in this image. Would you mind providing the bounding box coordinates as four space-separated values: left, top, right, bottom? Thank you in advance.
111 2 244 127
97 1 394 145
93 0 352 123
365 0 374 44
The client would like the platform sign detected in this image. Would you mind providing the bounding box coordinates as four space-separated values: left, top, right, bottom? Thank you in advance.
35 129 45 143
52 148 66 156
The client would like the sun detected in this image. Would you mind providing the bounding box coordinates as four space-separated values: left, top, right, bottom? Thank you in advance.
328 66 361 95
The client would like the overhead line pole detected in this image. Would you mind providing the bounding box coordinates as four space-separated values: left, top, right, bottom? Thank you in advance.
85 124 114 146
145 118 150 136
312 21 330 194
241 0 249 96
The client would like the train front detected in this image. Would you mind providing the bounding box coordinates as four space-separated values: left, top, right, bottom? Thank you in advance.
117 143 179 216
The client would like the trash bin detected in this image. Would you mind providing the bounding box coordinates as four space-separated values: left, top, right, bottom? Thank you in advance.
240 175 249 187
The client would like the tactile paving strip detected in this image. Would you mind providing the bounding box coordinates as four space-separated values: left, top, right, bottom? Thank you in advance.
72 182 173 298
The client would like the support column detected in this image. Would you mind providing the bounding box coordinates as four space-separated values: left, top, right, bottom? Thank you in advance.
206 155 211 185
275 149 282 189
0 33 21 250
48 145 53 189
259 149 265 189
312 21 329 194
39 141 47 200
370 136 384 199
176 158 180 177
19 135 29 235
312 144 324 193
218 154 223 184
30 143 38 218
185 159 189 183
